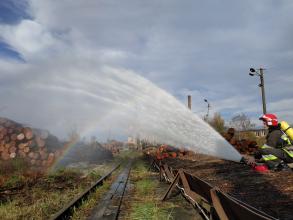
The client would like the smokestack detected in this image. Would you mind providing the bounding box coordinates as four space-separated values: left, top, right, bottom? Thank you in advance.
187 95 192 110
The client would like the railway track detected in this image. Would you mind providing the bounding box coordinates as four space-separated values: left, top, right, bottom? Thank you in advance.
88 160 132 220
50 163 121 220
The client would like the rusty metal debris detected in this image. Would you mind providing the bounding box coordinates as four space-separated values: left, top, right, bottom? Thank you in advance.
149 156 279 220
165 154 293 219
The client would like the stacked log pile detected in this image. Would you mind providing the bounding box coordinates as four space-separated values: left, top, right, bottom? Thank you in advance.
0 117 63 169
144 144 196 160
223 128 258 154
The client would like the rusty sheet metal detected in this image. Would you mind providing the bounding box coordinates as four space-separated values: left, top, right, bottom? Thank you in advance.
211 188 277 220
184 171 213 204
163 155 293 219
153 158 279 220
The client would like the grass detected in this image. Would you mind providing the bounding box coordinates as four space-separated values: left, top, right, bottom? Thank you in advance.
130 202 173 220
0 186 84 220
2 175 26 188
0 162 117 220
136 179 156 195
113 150 142 165
122 159 175 220
71 178 114 220
46 168 82 183
0 167 86 219
87 170 102 181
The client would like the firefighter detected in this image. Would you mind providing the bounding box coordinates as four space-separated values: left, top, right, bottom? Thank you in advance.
255 113 293 170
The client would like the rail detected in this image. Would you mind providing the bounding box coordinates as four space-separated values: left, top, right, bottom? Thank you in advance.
87 160 132 220
50 163 120 220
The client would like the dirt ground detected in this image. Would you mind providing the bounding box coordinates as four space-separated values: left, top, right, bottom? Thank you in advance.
163 154 293 220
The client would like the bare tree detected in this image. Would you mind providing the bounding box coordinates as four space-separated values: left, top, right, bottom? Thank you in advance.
208 112 225 134
229 113 255 131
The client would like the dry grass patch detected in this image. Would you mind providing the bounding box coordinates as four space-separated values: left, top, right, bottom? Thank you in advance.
71 177 114 220
0 163 117 220
0 185 85 220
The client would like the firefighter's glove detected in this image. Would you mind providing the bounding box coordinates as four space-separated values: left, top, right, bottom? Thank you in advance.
240 155 256 166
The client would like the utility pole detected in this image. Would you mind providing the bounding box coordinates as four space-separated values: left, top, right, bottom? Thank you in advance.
259 68 267 114
249 68 267 114
204 99 210 121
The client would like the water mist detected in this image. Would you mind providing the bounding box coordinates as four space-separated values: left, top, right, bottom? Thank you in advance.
0 59 242 162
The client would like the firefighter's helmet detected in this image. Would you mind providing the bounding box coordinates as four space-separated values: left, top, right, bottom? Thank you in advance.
259 113 278 126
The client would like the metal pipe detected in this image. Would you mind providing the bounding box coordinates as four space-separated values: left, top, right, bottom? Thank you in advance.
188 95 192 110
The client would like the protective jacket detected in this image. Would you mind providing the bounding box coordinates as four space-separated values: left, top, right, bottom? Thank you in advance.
266 126 283 148
256 126 293 167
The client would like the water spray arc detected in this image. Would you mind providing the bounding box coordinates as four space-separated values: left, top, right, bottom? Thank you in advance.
0 61 242 163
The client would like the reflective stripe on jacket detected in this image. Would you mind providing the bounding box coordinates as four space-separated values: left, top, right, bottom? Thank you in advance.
281 134 292 146
260 144 271 149
282 146 293 158
260 145 278 161
262 154 278 161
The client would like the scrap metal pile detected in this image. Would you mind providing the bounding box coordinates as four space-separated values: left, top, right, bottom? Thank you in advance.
163 154 293 220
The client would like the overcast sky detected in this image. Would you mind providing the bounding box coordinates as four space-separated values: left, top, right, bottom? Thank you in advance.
0 0 293 137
